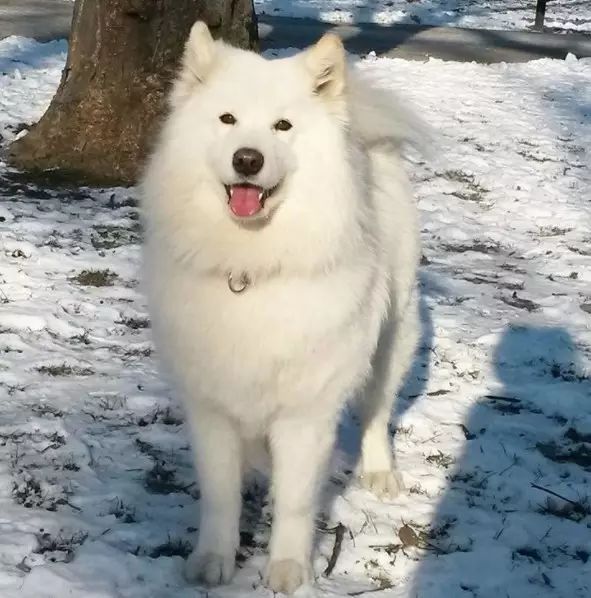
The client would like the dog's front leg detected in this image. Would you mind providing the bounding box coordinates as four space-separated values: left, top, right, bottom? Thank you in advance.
184 405 242 586
265 415 336 594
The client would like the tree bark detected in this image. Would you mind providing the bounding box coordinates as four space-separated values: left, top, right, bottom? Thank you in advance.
534 0 548 31
8 0 257 186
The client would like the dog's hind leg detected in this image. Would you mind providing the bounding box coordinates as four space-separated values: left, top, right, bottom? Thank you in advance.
359 298 419 499
184 405 242 586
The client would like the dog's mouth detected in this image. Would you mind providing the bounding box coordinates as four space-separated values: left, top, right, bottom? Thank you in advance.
224 183 278 218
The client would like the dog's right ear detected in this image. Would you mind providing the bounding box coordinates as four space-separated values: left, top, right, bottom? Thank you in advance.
170 22 220 108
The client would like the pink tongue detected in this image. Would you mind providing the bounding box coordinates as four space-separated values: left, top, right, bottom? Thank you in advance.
229 185 262 217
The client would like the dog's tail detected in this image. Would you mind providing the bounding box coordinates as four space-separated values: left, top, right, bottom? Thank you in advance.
347 66 435 160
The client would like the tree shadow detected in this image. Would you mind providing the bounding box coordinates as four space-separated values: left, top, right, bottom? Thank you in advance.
0 2 73 44
259 0 467 60
410 324 591 596
259 13 591 63
257 0 588 33
0 37 67 72
257 0 481 29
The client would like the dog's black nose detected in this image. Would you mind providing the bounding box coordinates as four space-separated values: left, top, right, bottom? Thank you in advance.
232 147 264 176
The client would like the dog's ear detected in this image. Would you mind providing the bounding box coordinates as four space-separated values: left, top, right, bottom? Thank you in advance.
304 33 346 98
170 21 220 107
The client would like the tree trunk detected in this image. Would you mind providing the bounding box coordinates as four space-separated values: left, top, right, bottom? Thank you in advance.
8 0 257 186
534 0 548 31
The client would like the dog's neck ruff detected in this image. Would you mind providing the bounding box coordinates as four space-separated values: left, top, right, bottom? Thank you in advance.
228 272 251 294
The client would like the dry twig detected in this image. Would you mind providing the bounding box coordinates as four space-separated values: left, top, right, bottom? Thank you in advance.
531 482 579 506
323 522 346 577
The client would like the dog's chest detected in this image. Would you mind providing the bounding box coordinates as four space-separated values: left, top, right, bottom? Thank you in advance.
151 265 384 421
162 269 366 360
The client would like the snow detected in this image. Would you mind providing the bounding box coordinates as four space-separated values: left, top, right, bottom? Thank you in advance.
0 34 590 598
255 0 591 32
0 36 67 144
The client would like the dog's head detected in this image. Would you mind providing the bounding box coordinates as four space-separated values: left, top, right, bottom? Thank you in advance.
165 22 352 224
144 23 375 277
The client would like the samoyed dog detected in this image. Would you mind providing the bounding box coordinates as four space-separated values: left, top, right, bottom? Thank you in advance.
142 21 421 594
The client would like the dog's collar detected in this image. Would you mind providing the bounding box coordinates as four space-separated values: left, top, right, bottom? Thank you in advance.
228 272 250 294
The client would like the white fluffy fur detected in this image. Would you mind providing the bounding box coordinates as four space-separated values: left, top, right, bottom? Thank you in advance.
142 22 420 595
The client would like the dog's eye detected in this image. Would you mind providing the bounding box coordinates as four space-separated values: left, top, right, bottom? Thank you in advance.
273 119 292 132
219 113 237 125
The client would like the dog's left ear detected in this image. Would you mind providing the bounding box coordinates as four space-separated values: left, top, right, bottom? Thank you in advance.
304 33 346 98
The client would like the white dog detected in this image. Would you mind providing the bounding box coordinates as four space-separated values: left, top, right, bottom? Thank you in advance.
142 22 421 595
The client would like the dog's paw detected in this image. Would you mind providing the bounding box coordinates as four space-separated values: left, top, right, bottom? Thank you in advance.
185 550 235 586
265 559 308 594
360 469 405 500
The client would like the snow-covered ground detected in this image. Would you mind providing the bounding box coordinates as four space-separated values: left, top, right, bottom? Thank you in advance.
255 0 591 33
0 35 590 598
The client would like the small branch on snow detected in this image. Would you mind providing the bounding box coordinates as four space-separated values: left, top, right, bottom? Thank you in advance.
348 587 391 596
323 522 346 577
538 525 552 542
531 482 579 507
475 455 518 488
0 286 10 303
